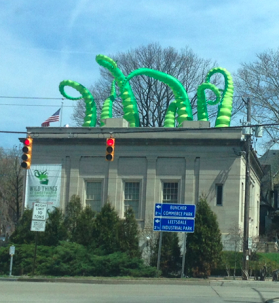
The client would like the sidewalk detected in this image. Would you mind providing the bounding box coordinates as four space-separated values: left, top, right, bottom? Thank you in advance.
0 276 278 287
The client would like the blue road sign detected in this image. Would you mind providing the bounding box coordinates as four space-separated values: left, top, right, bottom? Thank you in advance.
154 203 196 218
153 217 195 233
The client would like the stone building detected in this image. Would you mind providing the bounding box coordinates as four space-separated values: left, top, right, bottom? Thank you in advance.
20 119 263 249
259 150 279 236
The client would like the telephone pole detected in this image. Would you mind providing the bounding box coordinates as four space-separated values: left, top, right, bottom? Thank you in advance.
243 97 251 279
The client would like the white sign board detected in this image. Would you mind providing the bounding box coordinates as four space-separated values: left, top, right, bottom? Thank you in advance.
25 164 62 212
32 203 47 221
9 245 15 255
31 220 46 232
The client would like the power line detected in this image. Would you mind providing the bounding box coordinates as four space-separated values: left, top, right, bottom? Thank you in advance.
0 96 64 100
0 95 245 100
0 131 27 134
0 104 74 107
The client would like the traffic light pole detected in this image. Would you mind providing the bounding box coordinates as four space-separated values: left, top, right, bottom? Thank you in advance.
242 97 251 280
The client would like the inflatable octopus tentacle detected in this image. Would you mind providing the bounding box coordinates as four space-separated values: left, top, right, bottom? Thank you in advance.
164 101 178 127
95 55 140 127
125 68 193 127
206 68 234 127
197 83 221 122
100 80 116 126
59 80 96 127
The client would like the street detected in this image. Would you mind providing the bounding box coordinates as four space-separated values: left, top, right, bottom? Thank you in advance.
0 281 278 303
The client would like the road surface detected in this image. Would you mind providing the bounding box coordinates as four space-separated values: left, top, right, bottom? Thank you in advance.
0 281 278 302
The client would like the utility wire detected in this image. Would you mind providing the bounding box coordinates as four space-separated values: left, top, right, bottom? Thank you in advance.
0 104 74 107
0 96 64 100
0 95 246 100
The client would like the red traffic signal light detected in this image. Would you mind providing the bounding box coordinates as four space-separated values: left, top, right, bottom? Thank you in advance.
21 137 33 169
106 138 115 161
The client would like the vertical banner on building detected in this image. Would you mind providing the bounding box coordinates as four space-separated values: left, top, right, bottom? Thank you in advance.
25 165 62 212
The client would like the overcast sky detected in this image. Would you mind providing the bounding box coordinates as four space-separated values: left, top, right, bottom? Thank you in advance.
1 0 279 151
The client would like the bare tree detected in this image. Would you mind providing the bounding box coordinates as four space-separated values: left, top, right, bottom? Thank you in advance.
72 43 224 127
225 225 243 279
0 146 24 235
234 48 279 148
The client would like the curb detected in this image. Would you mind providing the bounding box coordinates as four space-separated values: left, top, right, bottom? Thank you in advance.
16 278 210 285
0 277 278 286
0 277 18 282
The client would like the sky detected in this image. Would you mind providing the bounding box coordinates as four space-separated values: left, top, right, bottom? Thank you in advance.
1 0 279 152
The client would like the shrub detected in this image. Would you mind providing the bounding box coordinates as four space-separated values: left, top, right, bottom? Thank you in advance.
93 203 121 254
150 232 181 277
118 207 141 258
0 242 157 277
9 209 35 244
185 196 223 278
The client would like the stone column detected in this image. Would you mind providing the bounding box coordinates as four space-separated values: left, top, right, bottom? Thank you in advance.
144 156 157 226
68 156 81 203
184 157 196 205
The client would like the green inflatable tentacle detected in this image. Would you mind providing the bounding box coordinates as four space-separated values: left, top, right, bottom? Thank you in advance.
207 68 234 127
95 55 140 127
125 68 193 127
100 80 117 126
197 68 234 127
164 101 178 127
197 83 221 121
59 80 97 127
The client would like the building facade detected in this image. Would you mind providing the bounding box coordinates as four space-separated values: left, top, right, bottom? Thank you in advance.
20 120 262 249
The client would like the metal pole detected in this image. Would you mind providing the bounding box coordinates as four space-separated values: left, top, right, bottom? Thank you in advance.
243 97 251 280
181 233 187 278
9 255 13 277
156 231 163 272
32 232 38 276
21 169 27 216
60 102 63 127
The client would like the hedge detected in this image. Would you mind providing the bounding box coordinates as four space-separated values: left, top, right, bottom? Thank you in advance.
0 242 157 277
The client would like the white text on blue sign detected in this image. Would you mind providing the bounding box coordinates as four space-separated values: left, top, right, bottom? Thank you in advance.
154 203 196 218
153 217 195 233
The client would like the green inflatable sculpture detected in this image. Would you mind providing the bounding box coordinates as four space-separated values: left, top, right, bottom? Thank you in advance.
197 67 234 127
125 68 193 127
58 54 234 129
96 55 140 127
59 80 97 127
100 80 117 126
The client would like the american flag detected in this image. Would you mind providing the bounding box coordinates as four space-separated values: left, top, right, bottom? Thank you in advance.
41 109 61 127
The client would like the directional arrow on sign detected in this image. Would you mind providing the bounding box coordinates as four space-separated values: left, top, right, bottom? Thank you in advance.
153 218 161 230
154 203 163 216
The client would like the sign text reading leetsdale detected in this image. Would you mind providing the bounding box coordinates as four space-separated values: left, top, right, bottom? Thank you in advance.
153 217 195 233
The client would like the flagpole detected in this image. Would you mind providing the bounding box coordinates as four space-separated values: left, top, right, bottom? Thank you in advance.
60 102 63 127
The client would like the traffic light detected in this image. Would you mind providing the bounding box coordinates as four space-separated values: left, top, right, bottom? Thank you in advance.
106 138 115 161
21 137 33 169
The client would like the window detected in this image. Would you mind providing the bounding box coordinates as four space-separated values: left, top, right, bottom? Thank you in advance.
216 184 223 206
163 182 178 203
86 182 102 212
124 182 140 218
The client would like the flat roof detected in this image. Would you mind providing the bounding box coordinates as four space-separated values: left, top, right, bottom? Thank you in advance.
24 126 243 141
